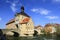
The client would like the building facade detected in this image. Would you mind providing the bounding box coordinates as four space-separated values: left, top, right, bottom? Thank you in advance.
34 25 43 35
6 6 34 36
6 18 17 29
44 23 60 34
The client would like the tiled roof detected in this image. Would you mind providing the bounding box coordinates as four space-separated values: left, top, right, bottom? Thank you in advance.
45 24 52 27
45 23 60 27
53 24 60 27
6 18 15 25
35 25 42 29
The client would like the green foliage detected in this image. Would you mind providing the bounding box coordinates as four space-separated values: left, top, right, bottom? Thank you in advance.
56 26 60 35
41 29 46 34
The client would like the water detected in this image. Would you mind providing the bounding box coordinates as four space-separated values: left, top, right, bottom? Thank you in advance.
5 35 60 40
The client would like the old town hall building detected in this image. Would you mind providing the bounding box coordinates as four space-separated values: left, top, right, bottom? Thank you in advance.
5 6 34 36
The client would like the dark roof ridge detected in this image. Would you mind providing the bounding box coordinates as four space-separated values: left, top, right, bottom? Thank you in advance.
15 12 30 17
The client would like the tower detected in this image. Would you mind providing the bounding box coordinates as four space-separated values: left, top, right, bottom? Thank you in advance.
15 6 34 36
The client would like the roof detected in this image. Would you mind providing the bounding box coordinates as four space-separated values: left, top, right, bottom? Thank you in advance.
35 25 42 29
44 24 52 27
6 12 30 25
6 18 15 25
44 23 60 27
15 12 30 17
6 6 30 25
53 24 60 27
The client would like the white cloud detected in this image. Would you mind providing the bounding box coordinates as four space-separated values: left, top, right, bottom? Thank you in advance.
42 0 60 2
45 16 59 20
40 0 60 3
6 0 20 12
10 3 17 12
31 8 51 15
53 0 60 3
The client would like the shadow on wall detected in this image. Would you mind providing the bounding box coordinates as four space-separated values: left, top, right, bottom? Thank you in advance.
33 30 38 36
12 31 19 37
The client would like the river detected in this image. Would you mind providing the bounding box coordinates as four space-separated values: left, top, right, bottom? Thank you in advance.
5 35 60 40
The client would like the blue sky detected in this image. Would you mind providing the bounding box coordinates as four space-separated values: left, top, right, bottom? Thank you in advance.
0 0 60 29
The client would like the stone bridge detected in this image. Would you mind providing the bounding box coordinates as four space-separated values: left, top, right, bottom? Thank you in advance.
2 29 20 36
